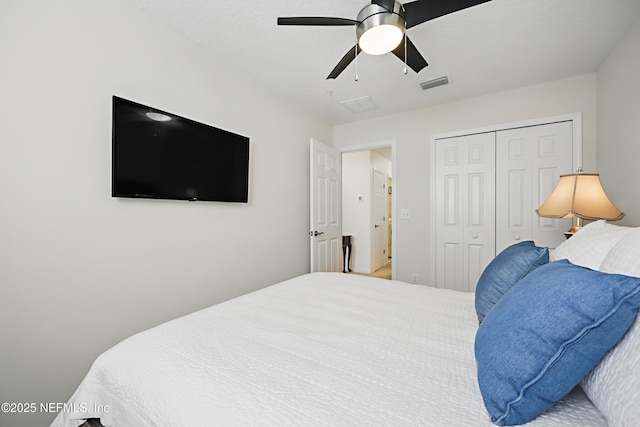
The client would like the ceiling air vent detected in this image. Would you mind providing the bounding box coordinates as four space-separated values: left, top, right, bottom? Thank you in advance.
419 75 450 91
341 96 378 114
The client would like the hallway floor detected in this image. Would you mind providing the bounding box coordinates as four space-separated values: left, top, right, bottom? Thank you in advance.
350 260 392 280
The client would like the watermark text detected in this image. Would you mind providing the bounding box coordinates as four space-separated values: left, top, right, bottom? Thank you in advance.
1 401 110 414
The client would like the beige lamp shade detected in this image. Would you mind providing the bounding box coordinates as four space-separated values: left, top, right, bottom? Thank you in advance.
536 172 624 221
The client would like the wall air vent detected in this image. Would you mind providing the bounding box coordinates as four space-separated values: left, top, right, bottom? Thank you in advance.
341 96 378 114
419 75 450 91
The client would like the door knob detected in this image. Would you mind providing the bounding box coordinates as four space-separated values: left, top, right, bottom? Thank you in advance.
309 231 325 237
473 234 479 239
515 236 521 240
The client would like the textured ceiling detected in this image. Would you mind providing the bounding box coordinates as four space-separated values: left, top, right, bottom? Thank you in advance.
127 0 640 125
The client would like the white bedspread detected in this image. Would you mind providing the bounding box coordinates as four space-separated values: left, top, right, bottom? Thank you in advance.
51 273 606 426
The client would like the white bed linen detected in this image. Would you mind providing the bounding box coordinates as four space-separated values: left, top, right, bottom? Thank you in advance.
51 273 606 427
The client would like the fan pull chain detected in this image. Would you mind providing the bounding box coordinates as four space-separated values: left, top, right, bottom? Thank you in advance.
354 45 359 82
403 29 408 75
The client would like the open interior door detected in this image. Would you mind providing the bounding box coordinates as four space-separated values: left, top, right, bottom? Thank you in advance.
310 139 342 272
372 168 388 272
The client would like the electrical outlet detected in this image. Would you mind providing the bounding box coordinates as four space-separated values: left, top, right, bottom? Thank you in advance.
412 274 419 284
401 209 411 219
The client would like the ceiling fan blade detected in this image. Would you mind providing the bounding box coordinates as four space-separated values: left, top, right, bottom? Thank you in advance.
403 0 492 29
391 36 428 73
277 17 359 26
327 45 362 79
371 0 395 12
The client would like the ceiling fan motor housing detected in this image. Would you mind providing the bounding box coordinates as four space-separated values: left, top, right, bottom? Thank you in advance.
356 2 406 55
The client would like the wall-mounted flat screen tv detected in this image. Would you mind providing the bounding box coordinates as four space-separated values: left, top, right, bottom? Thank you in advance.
112 96 249 203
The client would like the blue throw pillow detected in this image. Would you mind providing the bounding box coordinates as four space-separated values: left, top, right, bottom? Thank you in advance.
475 260 640 426
475 241 548 323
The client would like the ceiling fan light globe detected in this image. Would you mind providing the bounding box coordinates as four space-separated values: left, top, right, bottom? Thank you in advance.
359 25 403 55
356 2 405 55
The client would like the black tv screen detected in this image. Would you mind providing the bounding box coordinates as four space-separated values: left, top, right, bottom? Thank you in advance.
112 96 249 203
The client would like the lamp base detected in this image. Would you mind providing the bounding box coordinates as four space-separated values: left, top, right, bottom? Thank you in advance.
563 225 583 239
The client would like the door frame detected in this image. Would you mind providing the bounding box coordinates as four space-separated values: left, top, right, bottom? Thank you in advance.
339 140 397 280
428 113 583 287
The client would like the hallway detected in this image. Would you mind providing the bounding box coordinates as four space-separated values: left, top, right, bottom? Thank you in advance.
350 260 392 280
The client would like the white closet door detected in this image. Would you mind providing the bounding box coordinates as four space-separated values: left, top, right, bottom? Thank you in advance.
496 122 574 252
435 133 496 292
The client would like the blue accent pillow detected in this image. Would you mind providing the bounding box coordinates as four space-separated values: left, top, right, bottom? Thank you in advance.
475 241 548 323
475 260 640 426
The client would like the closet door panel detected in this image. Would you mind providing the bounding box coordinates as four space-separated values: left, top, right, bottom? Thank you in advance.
435 133 495 292
532 124 574 248
496 122 574 252
496 135 532 253
435 142 464 290
466 243 485 292
443 242 462 291
507 169 527 228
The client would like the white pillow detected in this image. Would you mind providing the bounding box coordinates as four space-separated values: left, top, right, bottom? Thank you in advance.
581 226 640 427
581 315 640 427
600 227 640 277
550 220 632 270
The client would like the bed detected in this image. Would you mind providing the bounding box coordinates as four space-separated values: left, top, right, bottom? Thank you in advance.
52 221 640 427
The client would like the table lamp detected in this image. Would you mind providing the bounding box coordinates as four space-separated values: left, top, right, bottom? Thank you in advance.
536 170 624 238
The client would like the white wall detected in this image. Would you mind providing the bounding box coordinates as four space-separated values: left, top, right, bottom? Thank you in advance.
596 15 640 226
333 74 598 285
0 1 331 426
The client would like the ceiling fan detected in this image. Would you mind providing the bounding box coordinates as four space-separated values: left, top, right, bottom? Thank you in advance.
277 0 492 79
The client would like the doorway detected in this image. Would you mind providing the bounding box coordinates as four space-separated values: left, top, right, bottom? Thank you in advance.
341 143 394 279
